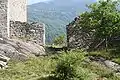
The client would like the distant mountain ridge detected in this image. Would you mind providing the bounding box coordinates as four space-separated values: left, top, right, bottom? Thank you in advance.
28 0 95 44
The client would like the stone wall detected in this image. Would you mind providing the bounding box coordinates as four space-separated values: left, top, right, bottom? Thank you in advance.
0 0 8 37
10 21 45 46
67 17 95 50
8 0 27 22
0 0 27 38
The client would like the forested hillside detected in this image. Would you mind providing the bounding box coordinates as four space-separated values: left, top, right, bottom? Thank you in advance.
28 0 95 44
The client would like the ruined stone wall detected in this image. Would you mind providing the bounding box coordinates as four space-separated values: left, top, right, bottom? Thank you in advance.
8 0 27 22
67 17 107 50
10 21 45 46
0 0 27 38
67 17 94 50
0 0 8 37
67 25 94 49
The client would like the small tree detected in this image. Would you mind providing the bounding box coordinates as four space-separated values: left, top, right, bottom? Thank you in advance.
53 35 66 46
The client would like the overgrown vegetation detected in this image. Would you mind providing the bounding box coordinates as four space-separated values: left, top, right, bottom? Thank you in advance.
0 51 120 80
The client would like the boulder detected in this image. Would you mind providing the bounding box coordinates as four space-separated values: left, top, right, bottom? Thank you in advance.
0 54 10 69
89 56 120 72
0 38 45 60
104 60 120 72
0 54 10 62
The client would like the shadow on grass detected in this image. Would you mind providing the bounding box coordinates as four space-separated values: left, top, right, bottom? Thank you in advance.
109 48 120 59
37 76 58 80
87 48 120 60
45 46 68 55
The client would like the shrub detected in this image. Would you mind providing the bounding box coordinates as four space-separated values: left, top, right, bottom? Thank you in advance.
52 51 85 80
54 61 76 80
53 34 66 46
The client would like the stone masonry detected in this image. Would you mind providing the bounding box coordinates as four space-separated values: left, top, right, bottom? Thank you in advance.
10 21 45 46
0 0 8 37
66 17 94 50
0 0 27 38
0 0 45 46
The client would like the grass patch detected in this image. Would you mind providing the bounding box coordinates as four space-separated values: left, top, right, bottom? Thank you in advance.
88 50 120 64
0 57 56 80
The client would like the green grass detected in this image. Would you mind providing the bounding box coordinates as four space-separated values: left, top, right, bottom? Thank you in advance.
0 57 56 80
82 61 120 80
0 51 120 80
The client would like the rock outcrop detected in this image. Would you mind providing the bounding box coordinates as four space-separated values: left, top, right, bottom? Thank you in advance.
0 37 45 61
0 54 10 69
89 56 120 72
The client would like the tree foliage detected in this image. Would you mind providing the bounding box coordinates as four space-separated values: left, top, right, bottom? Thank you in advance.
78 0 120 39
53 35 66 46
75 0 120 50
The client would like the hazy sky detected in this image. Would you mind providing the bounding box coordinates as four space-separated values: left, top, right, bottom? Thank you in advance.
28 0 53 5
28 0 98 5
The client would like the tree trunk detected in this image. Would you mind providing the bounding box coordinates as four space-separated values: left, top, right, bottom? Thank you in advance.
105 37 108 52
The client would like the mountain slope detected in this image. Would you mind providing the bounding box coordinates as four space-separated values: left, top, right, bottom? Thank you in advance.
28 0 95 44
